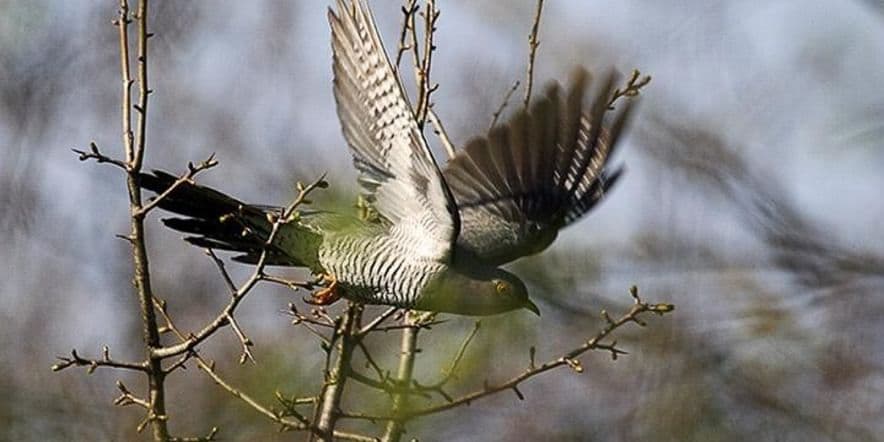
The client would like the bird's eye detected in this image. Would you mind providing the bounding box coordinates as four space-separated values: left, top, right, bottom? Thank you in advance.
495 281 510 295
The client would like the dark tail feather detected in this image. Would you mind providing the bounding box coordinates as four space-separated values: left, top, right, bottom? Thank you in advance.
137 171 303 266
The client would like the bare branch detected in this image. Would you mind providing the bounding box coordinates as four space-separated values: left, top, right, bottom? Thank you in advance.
607 69 652 110
342 287 673 423
72 141 129 170
395 0 419 70
168 427 219 442
114 380 151 409
197 358 308 431
133 153 218 218
225 313 255 364
381 314 421 441
52 348 148 374
412 1 439 127
311 304 361 442
358 307 399 336
427 108 456 158
524 0 545 108
261 274 315 292
489 80 521 130
431 320 480 387
150 173 328 360
112 0 174 439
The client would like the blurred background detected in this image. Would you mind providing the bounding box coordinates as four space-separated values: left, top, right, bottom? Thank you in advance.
2 0 883 440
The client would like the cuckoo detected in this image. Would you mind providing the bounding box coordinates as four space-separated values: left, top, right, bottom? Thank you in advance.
139 0 634 316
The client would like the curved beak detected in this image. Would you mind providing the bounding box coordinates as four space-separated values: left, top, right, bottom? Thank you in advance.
523 299 541 316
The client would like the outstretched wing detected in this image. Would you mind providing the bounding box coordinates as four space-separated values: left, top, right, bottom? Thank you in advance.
329 0 459 261
443 69 633 266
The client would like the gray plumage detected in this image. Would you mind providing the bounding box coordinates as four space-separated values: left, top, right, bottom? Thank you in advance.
445 70 632 266
138 0 635 316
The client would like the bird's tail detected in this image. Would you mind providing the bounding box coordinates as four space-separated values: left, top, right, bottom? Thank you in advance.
138 171 323 270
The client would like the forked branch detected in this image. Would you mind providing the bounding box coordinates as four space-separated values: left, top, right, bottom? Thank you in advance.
342 287 673 423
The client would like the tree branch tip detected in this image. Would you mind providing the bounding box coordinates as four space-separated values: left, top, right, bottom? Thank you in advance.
652 303 675 314
628 285 640 300
564 357 583 373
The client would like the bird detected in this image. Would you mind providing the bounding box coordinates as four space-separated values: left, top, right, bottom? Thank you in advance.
138 0 634 316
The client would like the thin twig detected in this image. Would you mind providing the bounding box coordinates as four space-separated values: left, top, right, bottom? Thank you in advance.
431 320 480 387
52 348 148 373
369 319 448 333
427 108 456 158
395 0 419 70
358 307 399 336
168 427 219 442
133 154 218 218
150 174 328 360
607 69 652 110
261 274 315 292
412 0 439 128
114 380 152 410
152 289 322 438
341 287 673 423
225 313 255 364
72 141 129 170
524 0 545 108
489 80 521 130
357 341 388 382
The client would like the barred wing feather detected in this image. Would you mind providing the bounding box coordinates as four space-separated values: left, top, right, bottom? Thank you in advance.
329 0 459 261
443 69 633 265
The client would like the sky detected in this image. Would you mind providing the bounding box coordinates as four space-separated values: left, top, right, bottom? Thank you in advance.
1 1 883 440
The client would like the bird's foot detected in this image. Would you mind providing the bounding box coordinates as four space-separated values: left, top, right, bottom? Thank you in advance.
304 273 341 306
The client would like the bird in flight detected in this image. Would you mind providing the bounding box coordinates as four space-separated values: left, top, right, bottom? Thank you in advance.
139 0 634 316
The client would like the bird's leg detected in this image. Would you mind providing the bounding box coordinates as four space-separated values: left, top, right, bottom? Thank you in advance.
305 273 341 306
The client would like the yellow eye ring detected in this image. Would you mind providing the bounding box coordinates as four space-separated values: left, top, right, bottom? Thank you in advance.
495 281 510 295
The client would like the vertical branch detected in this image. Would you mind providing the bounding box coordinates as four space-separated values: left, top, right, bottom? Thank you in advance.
131 0 151 171
524 0 545 108
312 304 361 442
119 0 169 440
413 0 438 128
381 315 420 442
117 2 134 164
427 110 456 159
395 0 418 70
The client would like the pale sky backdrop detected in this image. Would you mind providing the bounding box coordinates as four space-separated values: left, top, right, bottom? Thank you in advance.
2 1 883 440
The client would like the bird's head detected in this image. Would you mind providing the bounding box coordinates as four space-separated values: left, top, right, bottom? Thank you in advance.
415 267 538 316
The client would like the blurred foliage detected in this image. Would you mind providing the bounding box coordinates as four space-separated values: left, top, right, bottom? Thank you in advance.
2 1 883 441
